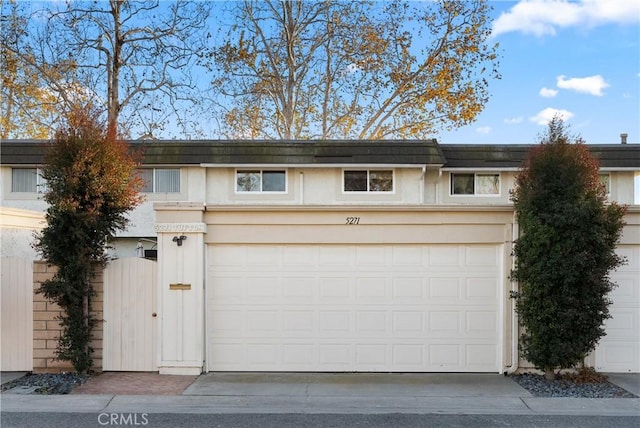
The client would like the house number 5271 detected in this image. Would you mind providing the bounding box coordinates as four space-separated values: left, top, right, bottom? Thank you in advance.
345 217 360 225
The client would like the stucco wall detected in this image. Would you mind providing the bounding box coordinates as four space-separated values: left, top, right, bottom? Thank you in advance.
0 207 45 260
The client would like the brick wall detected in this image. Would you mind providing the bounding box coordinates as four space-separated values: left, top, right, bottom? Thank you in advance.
33 261 103 373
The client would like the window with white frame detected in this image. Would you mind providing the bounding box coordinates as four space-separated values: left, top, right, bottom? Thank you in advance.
343 170 393 192
11 168 47 193
451 173 500 195
599 173 611 195
137 168 180 193
236 170 286 192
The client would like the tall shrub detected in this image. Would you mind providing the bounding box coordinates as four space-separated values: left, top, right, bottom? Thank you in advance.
35 108 142 374
510 118 626 379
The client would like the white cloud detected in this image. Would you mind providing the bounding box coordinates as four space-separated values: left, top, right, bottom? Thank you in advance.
556 74 609 96
539 87 558 98
492 0 640 37
530 107 574 125
504 116 523 124
476 126 492 135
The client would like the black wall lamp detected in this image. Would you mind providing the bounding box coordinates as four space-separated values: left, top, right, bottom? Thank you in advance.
172 235 187 246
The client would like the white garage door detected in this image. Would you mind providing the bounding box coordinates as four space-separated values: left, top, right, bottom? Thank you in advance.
207 244 502 372
595 245 640 373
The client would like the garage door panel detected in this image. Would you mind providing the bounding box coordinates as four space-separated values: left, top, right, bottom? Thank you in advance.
319 246 351 265
466 311 498 336
394 344 424 366
356 311 387 334
428 245 461 266
283 246 317 266
356 277 387 299
595 244 640 372
392 311 425 334
319 310 351 335
597 343 639 369
356 246 387 265
210 310 244 336
319 278 351 299
247 246 282 266
466 245 500 266
246 276 280 298
208 244 501 372
603 308 638 338
356 344 387 365
210 245 246 266
392 277 425 300
465 277 498 300
466 344 498 366
284 277 316 298
210 276 245 300
609 275 638 303
428 278 462 300
283 310 316 334
392 246 425 265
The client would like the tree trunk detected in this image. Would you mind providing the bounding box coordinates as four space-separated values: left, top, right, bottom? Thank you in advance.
544 369 556 381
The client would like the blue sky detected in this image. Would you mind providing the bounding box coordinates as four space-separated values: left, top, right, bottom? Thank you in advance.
20 1 640 144
438 0 640 145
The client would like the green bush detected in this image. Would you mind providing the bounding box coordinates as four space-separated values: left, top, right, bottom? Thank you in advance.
510 117 626 379
35 109 142 374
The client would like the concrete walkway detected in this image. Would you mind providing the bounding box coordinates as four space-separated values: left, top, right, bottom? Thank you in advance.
2 372 639 416
1 372 27 385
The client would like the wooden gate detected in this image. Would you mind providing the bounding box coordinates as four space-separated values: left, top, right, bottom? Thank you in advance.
1 257 33 371
103 257 157 371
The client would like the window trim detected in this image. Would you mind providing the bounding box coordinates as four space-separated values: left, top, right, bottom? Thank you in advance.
11 167 47 193
235 169 288 193
599 173 611 196
342 169 395 193
137 168 181 193
450 172 501 197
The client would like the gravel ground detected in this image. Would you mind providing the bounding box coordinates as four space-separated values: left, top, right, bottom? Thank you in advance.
511 372 638 398
1 372 88 395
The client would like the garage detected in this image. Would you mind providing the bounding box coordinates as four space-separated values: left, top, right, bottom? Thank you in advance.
595 244 640 372
206 242 503 372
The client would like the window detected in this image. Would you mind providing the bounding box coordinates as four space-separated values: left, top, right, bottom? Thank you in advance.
451 173 500 195
11 168 47 193
137 168 180 193
236 170 286 192
599 173 611 195
344 170 393 192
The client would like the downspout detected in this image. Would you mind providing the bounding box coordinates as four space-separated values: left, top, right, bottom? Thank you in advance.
436 169 443 204
204 238 210 372
299 171 304 204
419 166 426 204
504 213 519 374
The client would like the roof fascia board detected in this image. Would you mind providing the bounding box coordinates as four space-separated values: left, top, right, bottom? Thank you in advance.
441 167 521 172
599 167 640 171
199 163 443 169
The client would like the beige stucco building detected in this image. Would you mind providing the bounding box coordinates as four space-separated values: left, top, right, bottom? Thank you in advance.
2 139 639 375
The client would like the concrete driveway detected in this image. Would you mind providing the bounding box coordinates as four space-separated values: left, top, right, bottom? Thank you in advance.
183 372 530 398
